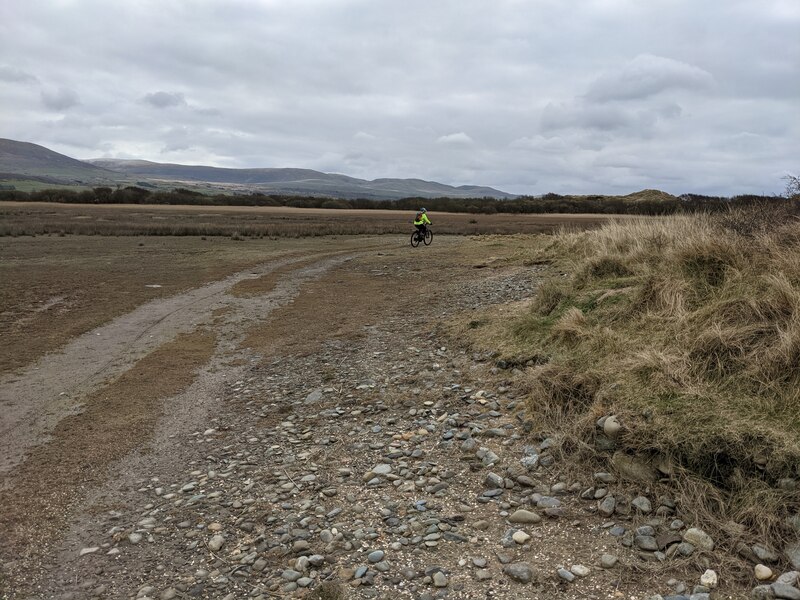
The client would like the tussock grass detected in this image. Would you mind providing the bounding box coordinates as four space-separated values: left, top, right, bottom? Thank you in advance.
462 206 800 548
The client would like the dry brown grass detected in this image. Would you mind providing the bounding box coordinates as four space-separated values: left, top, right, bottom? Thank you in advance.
0 235 372 375
0 201 634 237
458 207 800 550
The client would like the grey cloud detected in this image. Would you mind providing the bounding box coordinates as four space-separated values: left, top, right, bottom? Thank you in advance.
193 106 221 117
541 101 667 134
40 87 80 111
0 65 38 83
142 91 187 108
436 132 474 145
585 54 715 102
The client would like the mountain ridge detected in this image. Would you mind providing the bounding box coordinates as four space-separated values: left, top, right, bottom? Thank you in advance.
0 138 118 183
85 158 515 199
0 139 516 199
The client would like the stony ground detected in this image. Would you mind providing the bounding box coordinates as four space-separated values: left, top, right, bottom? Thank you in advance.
2 235 798 600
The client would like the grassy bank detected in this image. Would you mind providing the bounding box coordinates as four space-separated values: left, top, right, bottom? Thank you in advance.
461 207 800 547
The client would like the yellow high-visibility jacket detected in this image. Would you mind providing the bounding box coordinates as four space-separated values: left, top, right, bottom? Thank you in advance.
414 212 431 226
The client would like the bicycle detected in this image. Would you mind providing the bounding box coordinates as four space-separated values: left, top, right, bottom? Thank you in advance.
410 227 433 247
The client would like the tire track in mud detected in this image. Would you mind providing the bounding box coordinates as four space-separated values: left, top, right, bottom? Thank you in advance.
0 250 359 479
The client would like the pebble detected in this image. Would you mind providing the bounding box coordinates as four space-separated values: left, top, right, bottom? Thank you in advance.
603 415 621 437
700 569 717 588
682 528 714 551
777 572 799 586
282 569 302 582
752 585 775 599
772 583 800 600
755 564 773 580
432 572 448 587
753 544 781 563
636 535 659 551
512 530 531 544
371 464 392 475
367 550 385 563
600 554 618 568
503 563 535 584
485 472 504 488
598 495 616 517
508 509 541 524
557 568 575 582
632 496 652 514
207 534 225 551
571 564 589 577
476 447 500 466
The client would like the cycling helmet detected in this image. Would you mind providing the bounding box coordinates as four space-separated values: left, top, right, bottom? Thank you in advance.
420 208 427 213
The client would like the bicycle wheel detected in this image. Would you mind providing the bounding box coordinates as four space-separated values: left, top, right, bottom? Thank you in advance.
410 231 421 247
423 229 433 245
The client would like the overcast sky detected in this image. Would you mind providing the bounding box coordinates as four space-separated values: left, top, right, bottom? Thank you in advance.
1 0 798 195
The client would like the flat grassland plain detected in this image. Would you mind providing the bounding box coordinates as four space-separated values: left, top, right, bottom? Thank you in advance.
0 201 631 237
2 205 740 600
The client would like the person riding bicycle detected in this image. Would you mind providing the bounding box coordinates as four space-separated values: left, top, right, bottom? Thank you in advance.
414 208 431 236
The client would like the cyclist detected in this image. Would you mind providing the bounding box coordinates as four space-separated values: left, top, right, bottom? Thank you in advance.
413 207 431 237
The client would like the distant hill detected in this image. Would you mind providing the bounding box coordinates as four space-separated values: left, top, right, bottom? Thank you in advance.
0 138 117 184
624 189 678 203
86 158 516 200
0 138 515 199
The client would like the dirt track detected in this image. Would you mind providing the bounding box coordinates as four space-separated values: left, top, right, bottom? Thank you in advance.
0 234 748 599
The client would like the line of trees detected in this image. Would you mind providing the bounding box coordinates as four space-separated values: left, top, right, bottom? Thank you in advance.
0 185 796 216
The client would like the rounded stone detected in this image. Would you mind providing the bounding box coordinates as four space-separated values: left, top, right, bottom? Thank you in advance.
512 530 531 544
508 509 542 524
600 554 618 569
207 535 225 551
771 583 800 600
603 415 622 437
557 568 575 582
682 527 714 551
631 496 652 514
635 535 658 551
571 564 590 577
754 564 773 581
700 569 718 588
432 572 448 587
503 563 534 584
